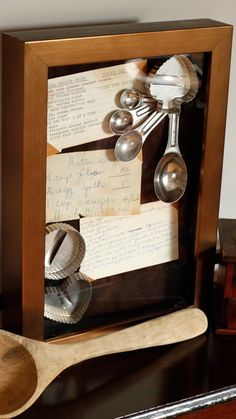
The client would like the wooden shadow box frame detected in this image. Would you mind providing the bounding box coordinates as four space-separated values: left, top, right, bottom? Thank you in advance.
1 19 233 341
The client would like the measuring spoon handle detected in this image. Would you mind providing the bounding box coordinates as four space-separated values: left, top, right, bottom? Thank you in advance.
140 111 166 143
164 112 180 153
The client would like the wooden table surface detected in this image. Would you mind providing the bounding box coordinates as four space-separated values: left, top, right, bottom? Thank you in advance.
16 328 236 419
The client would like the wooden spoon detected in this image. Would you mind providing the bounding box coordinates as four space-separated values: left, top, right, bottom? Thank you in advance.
0 307 207 418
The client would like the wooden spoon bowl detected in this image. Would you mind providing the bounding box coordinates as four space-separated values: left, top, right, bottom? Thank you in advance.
0 334 37 415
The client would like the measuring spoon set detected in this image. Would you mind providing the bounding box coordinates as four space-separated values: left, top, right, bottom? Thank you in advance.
109 55 199 203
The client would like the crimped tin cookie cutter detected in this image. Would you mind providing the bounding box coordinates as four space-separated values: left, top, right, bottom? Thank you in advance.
44 272 92 324
45 223 85 280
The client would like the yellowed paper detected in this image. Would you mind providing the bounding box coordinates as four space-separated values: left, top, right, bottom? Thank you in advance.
46 149 142 223
80 202 178 280
47 60 147 151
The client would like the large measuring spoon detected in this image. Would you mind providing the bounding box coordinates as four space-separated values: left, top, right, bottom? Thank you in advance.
119 88 156 109
0 307 207 418
154 113 187 203
109 103 156 134
149 55 198 202
115 110 166 161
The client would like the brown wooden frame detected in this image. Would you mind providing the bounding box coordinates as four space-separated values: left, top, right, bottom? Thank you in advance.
2 19 233 340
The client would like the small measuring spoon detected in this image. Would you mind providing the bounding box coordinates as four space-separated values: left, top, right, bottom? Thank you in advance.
115 111 166 162
154 113 187 203
109 103 156 134
119 88 156 109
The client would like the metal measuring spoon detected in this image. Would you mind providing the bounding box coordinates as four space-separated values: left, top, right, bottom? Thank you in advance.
119 88 157 109
109 103 156 134
115 111 166 162
154 113 187 203
149 56 198 202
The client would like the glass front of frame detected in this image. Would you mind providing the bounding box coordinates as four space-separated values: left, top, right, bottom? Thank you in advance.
44 52 207 339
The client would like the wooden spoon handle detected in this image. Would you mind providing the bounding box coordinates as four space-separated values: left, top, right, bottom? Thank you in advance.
58 307 207 367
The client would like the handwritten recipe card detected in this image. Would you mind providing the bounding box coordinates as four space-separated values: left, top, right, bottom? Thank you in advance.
46 149 142 222
80 202 178 279
47 60 146 150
